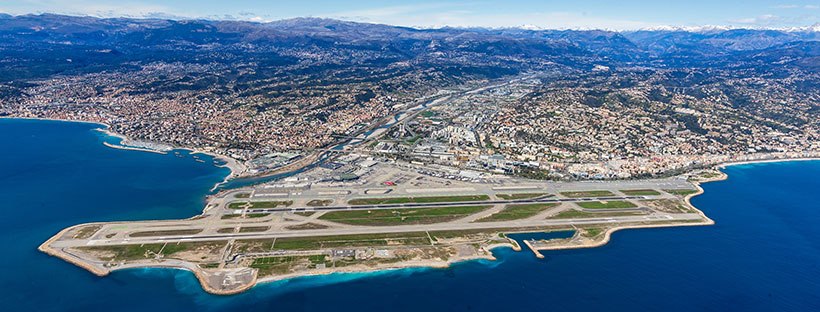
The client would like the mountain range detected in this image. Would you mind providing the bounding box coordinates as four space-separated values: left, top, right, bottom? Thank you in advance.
0 14 817 158
1 14 818 82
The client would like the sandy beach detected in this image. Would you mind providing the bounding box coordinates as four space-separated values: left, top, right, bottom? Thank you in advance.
190 149 248 178
253 248 506 287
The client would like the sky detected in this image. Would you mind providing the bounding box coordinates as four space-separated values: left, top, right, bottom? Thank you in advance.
0 0 818 30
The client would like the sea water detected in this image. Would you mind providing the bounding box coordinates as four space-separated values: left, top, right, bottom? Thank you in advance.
1 118 819 311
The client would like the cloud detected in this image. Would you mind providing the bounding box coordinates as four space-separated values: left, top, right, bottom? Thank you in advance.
329 3 471 21
3 0 178 18
2 1 816 30
729 14 783 26
326 4 658 30
729 11 819 27
773 4 820 9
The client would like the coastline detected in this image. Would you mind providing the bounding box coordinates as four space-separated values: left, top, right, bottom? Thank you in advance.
38 226 256 295
37 158 820 295
38 222 512 296
253 241 517 288
1 117 247 183
189 149 247 186
717 157 820 169
37 225 110 277
4 116 815 193
19 116 819 295
529 168 726 255
256 246 514 287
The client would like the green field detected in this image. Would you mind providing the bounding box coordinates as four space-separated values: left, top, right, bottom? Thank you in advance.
129 229 202 237
496 193 549 200
576 201 637 209
429 226 573 240
250 255 331 276
695 171 722 179
284 223 329 230
550 209 645 219
582 228 603 238
234 193 251 198
663 189 698 196
227 201 293 209
428 229 502 240
214 226 268 234
73 225 102 239
405 135 422 145
306 199 333 207
559 190 615 198
239 226 270 233
232 239 275 253
641 199 692 213
83 243 167 260
80 241 223 261
619 189 661 196
318 205 491 226
269 232 431 250
250 256 298 275
475 203 559 222
347 195 489 205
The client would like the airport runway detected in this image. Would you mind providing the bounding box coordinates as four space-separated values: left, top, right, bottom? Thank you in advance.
53 212 702 248
242 195 650 214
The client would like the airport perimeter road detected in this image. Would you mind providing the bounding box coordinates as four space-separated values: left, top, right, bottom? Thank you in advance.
242 195 651 214
54 213 704 248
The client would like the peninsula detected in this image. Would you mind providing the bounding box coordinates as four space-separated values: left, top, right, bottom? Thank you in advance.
40 155 730 295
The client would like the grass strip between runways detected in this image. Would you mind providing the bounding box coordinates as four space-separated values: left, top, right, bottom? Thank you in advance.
319 205 491 226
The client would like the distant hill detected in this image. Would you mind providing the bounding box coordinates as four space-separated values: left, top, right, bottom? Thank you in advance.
0 14 817 155
0 14 817 81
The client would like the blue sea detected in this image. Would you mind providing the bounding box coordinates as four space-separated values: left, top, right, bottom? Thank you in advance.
1 118 819 311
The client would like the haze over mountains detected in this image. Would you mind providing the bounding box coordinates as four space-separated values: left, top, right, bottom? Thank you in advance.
1 13 818 82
